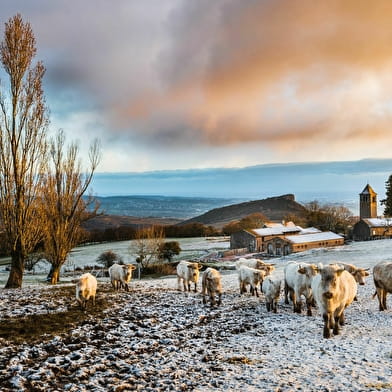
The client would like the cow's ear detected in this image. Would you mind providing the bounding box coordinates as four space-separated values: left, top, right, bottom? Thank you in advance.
122 265 127 270
187 265 194 269
364 270 370 276
298 268 306 274
197 264 202 270
336 268 345 276
131 265 137 270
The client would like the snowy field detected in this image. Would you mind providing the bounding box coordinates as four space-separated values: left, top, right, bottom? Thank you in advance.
0 240 391 391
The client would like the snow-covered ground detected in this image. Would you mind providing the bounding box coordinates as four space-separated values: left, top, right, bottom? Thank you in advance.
0 240 391 391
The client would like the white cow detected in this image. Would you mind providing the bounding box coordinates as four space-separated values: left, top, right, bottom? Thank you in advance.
202 267 222 306
312 264 357 338
334 262 370 285
76 273 97 310
262 275 281 313
177 260 202 292
109 263 137 291
235 258 275 274
373 261 392 311
238 265 266 297
284 261 318 316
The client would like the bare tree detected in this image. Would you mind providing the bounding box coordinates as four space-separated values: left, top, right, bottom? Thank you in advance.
41 130 100 284
130 226 165 268
0 14 49 288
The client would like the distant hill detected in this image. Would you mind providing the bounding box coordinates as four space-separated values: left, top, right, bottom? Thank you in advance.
92 195 245 219
82 214 181 231
179 194 307 228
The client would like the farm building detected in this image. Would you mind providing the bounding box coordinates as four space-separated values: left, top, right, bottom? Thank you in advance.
352 218 392 241
352 184 392 240
230 222 344 255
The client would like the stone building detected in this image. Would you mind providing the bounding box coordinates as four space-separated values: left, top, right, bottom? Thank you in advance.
230 222 344 255
353 218 392 241
359 184 377 219
353 184 392 240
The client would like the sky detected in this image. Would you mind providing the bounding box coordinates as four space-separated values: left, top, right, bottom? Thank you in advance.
1 1 392 173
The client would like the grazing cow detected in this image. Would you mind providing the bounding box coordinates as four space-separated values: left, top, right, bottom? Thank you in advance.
109 263 137 291
284 261 318 316
76 273 97 310
235 258 275 275
236 258 275 293
262 275 281 313
373 261 392 311
177 260 202 292
312 264 357 338
202 267 222 306
238 265 266 297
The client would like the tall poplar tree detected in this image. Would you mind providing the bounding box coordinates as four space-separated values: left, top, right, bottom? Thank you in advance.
41 130 100 284
0 14 49 288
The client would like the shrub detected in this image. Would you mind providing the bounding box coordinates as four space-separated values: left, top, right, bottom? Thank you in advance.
96 250 123 268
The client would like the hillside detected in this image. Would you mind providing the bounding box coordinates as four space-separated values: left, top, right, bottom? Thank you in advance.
81 214 181 231
179 194 307 228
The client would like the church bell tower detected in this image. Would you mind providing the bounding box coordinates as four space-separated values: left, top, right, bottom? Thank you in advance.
359 184 377 219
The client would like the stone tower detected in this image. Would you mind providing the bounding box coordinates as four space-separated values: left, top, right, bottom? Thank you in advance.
359 184 377 219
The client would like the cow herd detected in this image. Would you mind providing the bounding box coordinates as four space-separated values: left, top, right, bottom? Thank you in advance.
74 258 392 339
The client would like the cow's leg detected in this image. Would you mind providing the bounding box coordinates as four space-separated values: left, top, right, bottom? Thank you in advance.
339 312 345 326
266 301 271 312
193 282 197 293
377 288 385 311
217 293 222 306
210 293 215 306
273 300 277 313
382 290 387 310
323 313 331 338
284 282 289 304
292 291 301 313
333 313 341 335
306 296 313 316
254 286 259 297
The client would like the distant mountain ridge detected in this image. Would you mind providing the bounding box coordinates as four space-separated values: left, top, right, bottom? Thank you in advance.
91 159 391 206
94 195 245 219
179 194 307 228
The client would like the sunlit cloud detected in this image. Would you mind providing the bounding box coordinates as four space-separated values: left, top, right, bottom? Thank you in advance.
2 0 392 171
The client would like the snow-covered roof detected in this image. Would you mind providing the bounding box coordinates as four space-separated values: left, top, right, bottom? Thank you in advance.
285 231 344 244
265 221 296 229
298 227 322 234
363 218 392 227
360 184 376 195
251 226 301 236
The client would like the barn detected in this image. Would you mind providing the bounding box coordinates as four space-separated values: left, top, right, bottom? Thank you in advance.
352 218 392 241
230 222 344 255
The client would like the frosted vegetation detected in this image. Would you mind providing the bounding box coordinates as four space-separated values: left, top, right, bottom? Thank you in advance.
0 238 391 390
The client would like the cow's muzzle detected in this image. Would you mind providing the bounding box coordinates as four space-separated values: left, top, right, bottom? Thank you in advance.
323 291 333 299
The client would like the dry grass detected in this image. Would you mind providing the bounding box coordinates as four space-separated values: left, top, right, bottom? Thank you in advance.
0 285 113 344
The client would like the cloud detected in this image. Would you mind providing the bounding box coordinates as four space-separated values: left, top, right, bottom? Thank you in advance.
119 0 392 150
2 0 392 167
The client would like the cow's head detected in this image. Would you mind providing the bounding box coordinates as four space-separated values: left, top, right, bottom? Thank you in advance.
353 268 370 285
122 264 136 281
261 264 275 276
298 264 319 278
319 265 345 299
188 263 201 280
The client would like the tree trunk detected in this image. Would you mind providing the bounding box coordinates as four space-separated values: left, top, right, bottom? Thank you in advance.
5 252 24 288
50 265 61 285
